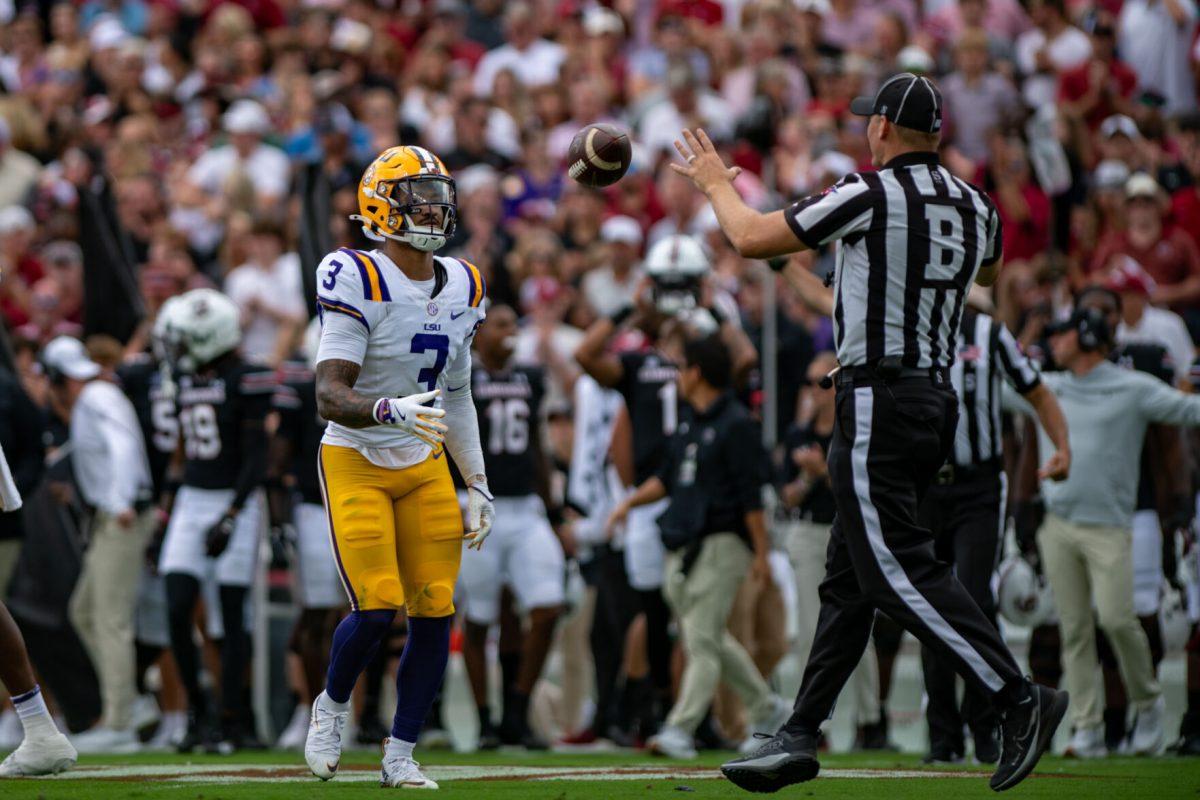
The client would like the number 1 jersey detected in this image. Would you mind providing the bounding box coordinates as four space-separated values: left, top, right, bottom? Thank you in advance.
315 248 486 467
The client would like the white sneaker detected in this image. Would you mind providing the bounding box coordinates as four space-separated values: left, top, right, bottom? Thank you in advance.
740 695 792 754
380 739 438 789
277 704 310 750
130 695 161 733
647 725 698 760
1064 725 1107 759
1130 697 1165 756
305 693 349 780
145 711 187 751
0 710 21 750
0 731 77 777
70 726 141 754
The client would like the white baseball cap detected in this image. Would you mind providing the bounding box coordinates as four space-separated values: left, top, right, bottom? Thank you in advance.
1100 114 1140 140
600 215 643 246
43 336 101 381
223 99 270 136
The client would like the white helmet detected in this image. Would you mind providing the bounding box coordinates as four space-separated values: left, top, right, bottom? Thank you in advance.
644 234 710 316
157 288 242 373
997 556 1055 628
1160 583 1191 655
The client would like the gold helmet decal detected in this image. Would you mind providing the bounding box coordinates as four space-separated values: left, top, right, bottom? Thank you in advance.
352 146 457 252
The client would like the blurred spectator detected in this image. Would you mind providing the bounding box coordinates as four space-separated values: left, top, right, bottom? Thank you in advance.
1015 0 1092 109
638 60 733 158
1097 113 1148 171
1118 0 1198 116
186 99 290 212
0 361 44 599
0 206 42 329
0 118 40 208
942 28 1020 164
1058 14 1137 131
821 0 881 54
1089 173 1200 327
582 216 644 318
472 1 566 97
988 138 1052 264
223 219 306 367
1107 257 1196 385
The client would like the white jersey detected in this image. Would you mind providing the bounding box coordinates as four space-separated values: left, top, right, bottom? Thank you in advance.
314 247 487 467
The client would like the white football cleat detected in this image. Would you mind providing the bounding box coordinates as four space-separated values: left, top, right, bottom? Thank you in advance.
381 741 438 789
1063 724 1107 759
647 725 698 760
1129 696 1165 756
305 693 349 780
0 731 77 777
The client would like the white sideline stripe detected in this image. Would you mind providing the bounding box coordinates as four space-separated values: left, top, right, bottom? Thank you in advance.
851 388 1005 691
42 764 982 782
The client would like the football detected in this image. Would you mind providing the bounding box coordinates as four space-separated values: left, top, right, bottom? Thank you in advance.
566 123 632 187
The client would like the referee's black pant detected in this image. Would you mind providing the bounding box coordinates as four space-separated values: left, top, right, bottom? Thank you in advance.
787 376 1023 733
918 466 1006 754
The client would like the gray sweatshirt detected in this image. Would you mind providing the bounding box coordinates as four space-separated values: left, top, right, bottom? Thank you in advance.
1007 360 1200 529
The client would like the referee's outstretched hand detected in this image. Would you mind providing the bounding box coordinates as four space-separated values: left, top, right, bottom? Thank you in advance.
670 129 742 196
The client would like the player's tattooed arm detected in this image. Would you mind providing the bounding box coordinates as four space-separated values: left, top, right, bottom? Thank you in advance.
315 359 377 429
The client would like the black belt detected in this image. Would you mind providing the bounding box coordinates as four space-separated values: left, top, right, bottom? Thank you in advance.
835 359 951 388
934 459 1002 486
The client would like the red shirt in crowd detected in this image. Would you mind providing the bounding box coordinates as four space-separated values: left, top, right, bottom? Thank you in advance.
1172 188 1200 252
1057 59 1138 130
0 254 44 329
991 185 1052 263
1089 227 1200 310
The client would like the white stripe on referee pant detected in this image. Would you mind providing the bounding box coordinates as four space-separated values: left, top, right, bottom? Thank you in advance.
851 387 1005 692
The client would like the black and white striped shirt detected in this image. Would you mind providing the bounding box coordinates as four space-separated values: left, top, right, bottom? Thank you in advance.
950 309 1040 467
785 152 1002 369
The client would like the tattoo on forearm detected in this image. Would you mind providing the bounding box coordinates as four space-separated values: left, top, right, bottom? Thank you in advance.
315 359 378 429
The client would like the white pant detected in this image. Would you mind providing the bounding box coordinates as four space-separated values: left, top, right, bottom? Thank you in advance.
625 498 668 591
1131 509 1163 616
784 519 881 726
458 494 566 624
160 486 265 586
294 502 345 609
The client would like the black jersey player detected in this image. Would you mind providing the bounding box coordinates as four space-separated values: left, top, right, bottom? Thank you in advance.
155 289 274 753
457 304 564 749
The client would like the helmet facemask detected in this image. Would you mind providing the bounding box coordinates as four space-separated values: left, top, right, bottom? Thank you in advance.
364 175 458 252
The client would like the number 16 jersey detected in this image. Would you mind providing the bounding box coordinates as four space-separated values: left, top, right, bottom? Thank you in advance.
315 248 487 468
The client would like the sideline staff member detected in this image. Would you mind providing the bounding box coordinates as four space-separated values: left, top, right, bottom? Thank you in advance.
608 334 788 760
670 73 1070 794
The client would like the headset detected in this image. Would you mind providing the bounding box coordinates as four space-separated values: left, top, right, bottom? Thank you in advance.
1074 306 1113 352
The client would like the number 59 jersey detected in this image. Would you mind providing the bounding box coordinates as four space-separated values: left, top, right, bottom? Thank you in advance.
315 248 486 467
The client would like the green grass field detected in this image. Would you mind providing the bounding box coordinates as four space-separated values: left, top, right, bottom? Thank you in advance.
1 749 1197 799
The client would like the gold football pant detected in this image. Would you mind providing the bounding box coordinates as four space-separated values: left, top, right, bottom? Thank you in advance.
318 444 463 617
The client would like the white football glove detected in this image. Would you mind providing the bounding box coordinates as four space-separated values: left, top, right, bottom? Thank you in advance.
464 482 495 550
372 389 447 448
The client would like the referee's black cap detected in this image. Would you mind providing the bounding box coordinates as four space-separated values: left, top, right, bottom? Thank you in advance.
849 72 943 134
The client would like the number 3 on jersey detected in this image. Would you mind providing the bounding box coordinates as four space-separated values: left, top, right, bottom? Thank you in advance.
411 333 449 392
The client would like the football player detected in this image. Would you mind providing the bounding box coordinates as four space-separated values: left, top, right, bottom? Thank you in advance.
303 145 491 789
269 320 346 748
155 289 275 753
574 234 754 736
457 303 564 749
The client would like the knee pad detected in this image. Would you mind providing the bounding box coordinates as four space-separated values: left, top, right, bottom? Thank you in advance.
402 574 456 618
358 567 406 610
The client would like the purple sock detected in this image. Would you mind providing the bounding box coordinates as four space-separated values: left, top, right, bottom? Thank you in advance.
391 615 451 742
325 610 396 704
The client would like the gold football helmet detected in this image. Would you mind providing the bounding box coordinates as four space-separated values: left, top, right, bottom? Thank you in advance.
351 145 457 252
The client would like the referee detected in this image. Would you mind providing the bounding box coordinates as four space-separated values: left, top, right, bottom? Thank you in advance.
920 302 1067 765
670 73 1070 793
